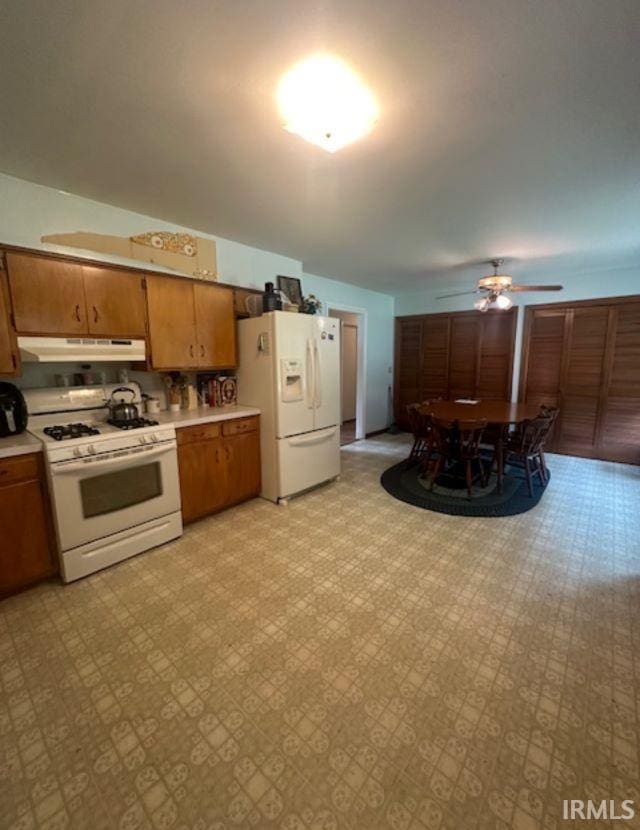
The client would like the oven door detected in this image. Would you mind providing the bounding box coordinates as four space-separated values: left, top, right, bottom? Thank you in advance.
49 441 181 552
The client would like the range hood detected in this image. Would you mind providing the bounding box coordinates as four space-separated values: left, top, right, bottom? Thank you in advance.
18 336 146 363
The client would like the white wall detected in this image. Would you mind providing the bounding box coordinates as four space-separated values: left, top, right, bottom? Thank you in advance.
304 271 394 433
394 265 640 400
0 172 301 288
0 173 395 430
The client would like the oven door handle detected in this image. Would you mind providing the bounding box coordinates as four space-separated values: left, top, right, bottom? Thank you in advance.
50 442 176 475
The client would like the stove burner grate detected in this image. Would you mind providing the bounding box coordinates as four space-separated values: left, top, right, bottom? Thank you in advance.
107 418 160 430
43 423 101 441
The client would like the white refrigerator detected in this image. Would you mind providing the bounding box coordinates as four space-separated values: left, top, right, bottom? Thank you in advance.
237 311 341 503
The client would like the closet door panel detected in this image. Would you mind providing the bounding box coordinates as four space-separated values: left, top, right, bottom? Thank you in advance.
522 311 565 411
600 302 640 463
559 307 609 454
394 319 422 429
477 311 515 400
421 316 449 400
448 316 479 399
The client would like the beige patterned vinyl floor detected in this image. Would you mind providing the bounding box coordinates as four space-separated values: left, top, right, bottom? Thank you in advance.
1 435 640 830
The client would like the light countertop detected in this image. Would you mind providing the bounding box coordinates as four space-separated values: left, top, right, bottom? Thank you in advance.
0 407 259 459
0 431 44 460
152 405 260 429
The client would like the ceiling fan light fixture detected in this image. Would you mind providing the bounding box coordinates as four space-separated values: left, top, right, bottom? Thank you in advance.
491 293 513 310
474 296 490 313
277 54 379 152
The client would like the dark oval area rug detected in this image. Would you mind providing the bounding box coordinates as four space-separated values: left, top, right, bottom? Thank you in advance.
380 458 550 516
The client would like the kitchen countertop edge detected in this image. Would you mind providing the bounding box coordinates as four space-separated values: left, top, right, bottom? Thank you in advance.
153 405 260 429
0 406 260 459
0 432 44 460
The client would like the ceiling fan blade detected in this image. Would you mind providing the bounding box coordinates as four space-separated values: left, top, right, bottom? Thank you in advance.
510 284 563 292
435 290 478 299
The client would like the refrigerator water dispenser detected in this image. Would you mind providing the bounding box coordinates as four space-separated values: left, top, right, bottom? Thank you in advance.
281 359 303 402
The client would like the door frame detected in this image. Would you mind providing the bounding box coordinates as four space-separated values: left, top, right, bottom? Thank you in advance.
327 304 367 441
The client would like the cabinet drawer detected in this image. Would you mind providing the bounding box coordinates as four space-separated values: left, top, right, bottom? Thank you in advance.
0 452 40 485
176 423 221 445
222 416 258 436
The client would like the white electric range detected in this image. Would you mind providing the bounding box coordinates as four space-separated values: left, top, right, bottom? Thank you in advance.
24 383 182 583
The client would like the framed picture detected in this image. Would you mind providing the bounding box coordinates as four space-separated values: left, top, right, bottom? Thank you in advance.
277 275 303 306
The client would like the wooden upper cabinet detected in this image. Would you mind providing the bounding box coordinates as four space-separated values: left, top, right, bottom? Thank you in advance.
82 266 146 337
0 267 19 375
7 251 87 334
146 276 198 370
194 283 237 368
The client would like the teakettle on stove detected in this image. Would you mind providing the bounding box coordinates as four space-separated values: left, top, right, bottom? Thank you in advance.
0 382 28 437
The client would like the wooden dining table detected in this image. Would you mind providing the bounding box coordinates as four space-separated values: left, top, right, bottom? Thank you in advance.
419 399 541 493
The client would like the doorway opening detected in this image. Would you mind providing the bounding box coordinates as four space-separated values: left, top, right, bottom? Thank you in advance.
327 306 366 446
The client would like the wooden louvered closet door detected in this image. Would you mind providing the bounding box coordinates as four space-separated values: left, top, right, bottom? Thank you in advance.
558 307 609 456
394 309 516 427
420 316 450 401
448 316 479 399
599 302 640 463
520 297 640 464
394 319 422 429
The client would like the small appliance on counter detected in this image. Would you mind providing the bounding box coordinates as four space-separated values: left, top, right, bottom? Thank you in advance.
0 382 28 437
262 282 283 313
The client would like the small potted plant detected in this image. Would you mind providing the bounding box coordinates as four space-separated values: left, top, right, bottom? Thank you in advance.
301 294 322 315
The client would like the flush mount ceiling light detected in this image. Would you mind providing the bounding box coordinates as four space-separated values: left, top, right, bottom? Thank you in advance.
277 54 379 152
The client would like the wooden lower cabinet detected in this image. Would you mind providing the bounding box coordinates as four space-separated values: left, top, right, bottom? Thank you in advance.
223 430 261 505
177 416 260 523
0 453 56 597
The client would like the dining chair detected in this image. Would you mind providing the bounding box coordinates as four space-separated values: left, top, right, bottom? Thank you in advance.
406 403 434 462
429 417 488 497
537 405 559 480
502 415 554 496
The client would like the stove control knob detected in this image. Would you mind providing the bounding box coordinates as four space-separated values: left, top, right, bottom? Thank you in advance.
150 434 159 443
87 445 97 455
73 447 82 458
138 435 147 445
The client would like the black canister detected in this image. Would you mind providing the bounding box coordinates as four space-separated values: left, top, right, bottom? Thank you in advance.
262 282 283 313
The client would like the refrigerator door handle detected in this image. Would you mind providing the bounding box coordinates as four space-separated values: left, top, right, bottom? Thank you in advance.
306 338 315 409
313 339 322 408
287 427 337 447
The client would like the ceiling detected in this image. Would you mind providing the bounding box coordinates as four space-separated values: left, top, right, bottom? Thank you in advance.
1 0 639 293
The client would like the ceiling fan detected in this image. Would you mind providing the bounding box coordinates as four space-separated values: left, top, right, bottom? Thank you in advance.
436 259 563 312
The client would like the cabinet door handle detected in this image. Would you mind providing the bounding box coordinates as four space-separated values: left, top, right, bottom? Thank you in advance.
200 344 205 358
215 448 219 464
74 304 81 322
93 305 99 323
225 446 230 462
189 344 195 358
